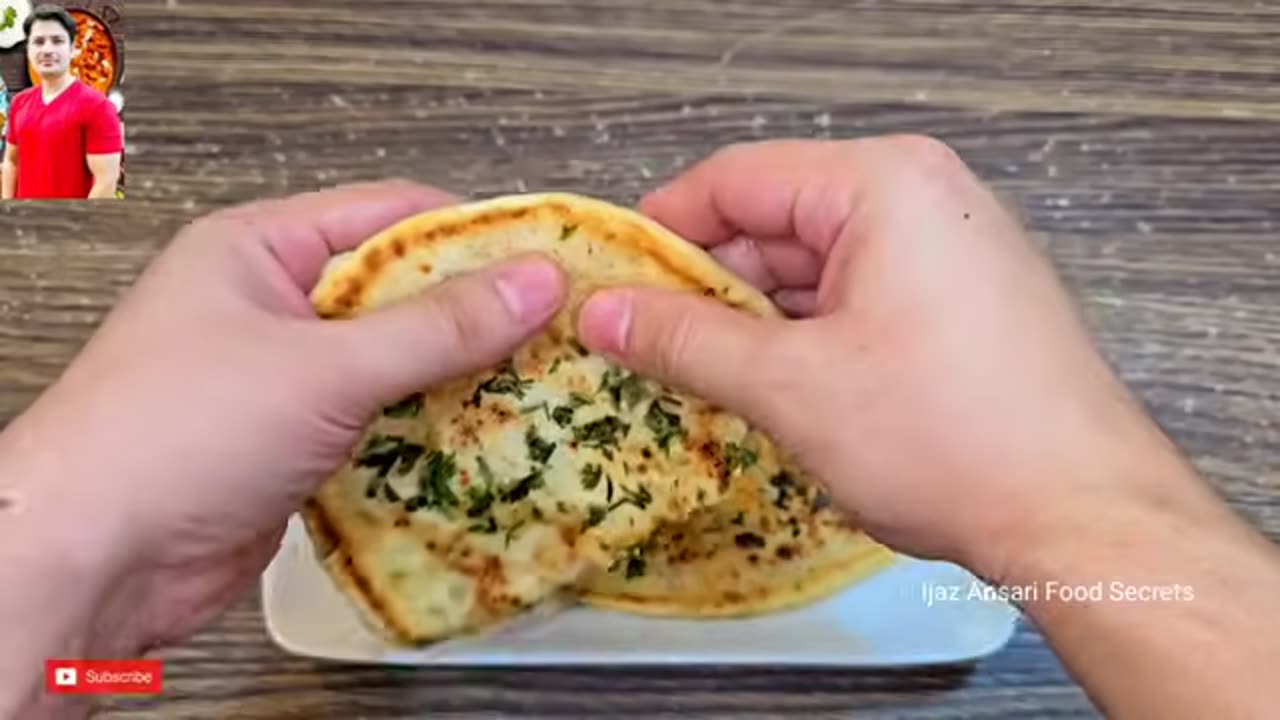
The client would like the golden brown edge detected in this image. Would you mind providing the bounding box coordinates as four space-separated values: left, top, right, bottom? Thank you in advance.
576 534 898 618
308 191 784 321
299 499 421 645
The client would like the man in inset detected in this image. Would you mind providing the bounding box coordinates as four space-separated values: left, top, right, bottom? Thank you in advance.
2 4 122 200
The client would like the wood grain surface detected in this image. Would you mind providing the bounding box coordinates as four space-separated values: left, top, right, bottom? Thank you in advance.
1 0 1278 717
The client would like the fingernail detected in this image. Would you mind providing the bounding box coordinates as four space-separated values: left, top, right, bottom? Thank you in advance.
579 291 632 354
495 260 563 322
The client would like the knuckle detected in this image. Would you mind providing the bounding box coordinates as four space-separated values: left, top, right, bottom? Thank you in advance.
653 308 700 380
426 289 485 357
886 133 960 164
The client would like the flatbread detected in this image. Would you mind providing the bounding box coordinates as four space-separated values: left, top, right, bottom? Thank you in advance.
302 192 784 644
576 430 895 617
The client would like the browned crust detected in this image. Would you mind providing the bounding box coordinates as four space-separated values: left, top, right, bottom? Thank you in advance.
299 499 418 643
310 192 780 321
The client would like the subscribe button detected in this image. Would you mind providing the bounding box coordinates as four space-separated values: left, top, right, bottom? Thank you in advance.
45 660 163 695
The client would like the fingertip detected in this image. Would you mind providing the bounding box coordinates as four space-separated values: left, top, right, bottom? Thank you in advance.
577 289 633 355
637 185 672 221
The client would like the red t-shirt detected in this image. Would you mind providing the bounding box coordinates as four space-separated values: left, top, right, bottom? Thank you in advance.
6 81 123 199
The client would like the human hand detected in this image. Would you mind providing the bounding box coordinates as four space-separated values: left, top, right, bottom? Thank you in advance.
577 137 1217 580
0 180 567 659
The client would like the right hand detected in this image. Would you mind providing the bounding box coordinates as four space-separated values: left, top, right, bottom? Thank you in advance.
577 137 1216 580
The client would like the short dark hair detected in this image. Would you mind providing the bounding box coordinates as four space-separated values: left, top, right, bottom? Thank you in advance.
24 4 77 43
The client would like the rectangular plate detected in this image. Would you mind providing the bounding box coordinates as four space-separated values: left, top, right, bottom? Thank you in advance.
261 515 1019 666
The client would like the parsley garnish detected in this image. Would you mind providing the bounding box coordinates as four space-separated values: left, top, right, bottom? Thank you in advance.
573 416 630 459
769 471 797 510
599 367 648 410
580 463 603 490
501 470 545 503
466 484 495 518
504 519 526 547
569 392 594 407
467 457 498 517
549 357 563 374
526 426 557 465
725 442 758 473
382 392 423 418
644 397 685 454
610 482 652 512
551 405 575 427
520 401 551 420
468 516 498 534
584 504 608 528
625 552 647 579
417 450 459 509
355 434 405 478
476 456 496 486
470 360 533 406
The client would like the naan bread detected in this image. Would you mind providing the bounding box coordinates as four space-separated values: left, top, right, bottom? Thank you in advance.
302 192 783 644
576 429 895 616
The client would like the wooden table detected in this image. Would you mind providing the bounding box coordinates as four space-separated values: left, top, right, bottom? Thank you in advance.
2 1 1277 716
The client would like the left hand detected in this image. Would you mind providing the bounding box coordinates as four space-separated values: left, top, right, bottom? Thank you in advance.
0 180 567 659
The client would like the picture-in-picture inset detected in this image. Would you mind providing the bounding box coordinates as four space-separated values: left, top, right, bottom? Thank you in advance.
0 1 124 200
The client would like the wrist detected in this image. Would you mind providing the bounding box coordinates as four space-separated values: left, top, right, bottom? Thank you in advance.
962 416 1228 593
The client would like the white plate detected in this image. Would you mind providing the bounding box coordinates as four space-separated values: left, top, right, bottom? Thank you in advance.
0 1 31 50
261 515 1019 666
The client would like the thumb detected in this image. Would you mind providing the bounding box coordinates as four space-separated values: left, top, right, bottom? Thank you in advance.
577 287 787 423
327 254 567 408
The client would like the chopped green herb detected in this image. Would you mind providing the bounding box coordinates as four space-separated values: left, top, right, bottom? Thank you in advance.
417 450 459 509
355 434 406 478
573 416 630 456
560 223 579 241
556 500 569 514
584 504 608 528
381 482 401 502
383 392 424 418
504 519 526 547
468 516 498 534
569 392 594 407
525 426 557 465
519 401 552 420
470 360 533 406
395 443 425 475
465 484 495 518
606 475 615 502
404 495 426 512
0 8 16 32
599 367 648 410
644 397 685 454
501 470 545 503
724 442 758 474
580 463 603 490
551 405 575 427
549 357 563 374
476 456 496 486
625 554 646 579
610 482 652 512
769 471 797 510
